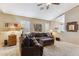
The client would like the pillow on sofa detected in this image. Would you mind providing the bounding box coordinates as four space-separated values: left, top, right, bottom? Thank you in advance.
47 33 54 38
32 37 42 46
22 35 31 47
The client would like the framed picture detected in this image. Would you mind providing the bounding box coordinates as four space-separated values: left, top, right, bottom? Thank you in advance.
66 22 78 32
34 24 42 32
5 23 10 27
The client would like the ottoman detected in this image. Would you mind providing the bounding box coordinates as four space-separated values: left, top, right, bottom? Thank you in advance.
39 38 54 46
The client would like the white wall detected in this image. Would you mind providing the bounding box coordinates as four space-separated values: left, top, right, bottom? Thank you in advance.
60 6 79 45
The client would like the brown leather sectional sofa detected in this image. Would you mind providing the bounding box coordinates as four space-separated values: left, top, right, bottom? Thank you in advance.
21 33 54 56
30 33 54 46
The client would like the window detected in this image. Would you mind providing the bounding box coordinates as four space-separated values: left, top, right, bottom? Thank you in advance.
21 20 30 33
45 23 50 32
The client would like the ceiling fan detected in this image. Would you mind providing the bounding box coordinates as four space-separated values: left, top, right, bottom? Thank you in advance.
37 3 60 10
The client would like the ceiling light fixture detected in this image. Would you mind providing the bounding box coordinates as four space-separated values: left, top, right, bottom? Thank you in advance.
37 3 60 10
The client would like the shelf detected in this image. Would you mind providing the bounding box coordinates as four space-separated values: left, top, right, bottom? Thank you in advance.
0 28 22 31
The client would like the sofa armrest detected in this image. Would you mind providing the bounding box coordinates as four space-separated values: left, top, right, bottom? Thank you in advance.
34 43 43 47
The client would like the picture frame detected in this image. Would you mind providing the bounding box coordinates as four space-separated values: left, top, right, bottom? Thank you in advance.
5 23 10 27
34 24 42 32
66 22 78 32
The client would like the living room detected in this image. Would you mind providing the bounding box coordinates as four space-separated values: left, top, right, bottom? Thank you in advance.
0 3 79 56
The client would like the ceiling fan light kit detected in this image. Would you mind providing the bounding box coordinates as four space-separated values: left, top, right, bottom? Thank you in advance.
37 3 60 10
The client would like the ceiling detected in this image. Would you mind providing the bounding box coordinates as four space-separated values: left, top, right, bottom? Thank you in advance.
0 3 79 20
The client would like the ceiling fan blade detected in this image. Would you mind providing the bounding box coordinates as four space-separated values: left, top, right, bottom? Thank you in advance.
37 4 43 6
46 5 49 9
52 3 60 5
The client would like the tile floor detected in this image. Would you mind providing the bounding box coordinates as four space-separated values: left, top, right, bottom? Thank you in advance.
43 41 79 56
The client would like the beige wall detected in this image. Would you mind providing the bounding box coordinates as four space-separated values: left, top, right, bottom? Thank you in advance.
50 14 65 38
0 12 50 55
60 6 79 45
50 20 63 32
29 18 51 32
0 12 50 33
0 12 50 46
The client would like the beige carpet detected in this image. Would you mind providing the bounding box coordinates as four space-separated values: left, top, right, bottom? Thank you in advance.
43 41 79 56
0 46 20 56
